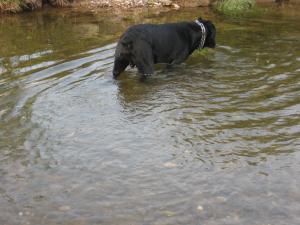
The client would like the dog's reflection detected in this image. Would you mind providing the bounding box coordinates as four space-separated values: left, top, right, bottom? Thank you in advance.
115 71 163 111
115 63 215 114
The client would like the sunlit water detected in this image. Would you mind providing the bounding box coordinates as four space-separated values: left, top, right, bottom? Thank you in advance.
1 5 300 225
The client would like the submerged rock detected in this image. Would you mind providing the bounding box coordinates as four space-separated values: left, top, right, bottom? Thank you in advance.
58 205 71 211
163 161 177 168
162 210 176 216
197 205 204 211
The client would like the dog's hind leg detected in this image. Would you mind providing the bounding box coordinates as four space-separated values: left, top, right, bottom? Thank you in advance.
113 57 129 79
133 42 155 77
136 61 154 77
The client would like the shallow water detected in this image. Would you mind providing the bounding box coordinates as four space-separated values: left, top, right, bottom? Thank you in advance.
1 4 300 225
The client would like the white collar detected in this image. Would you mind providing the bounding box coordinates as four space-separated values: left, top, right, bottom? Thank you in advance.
194 20 206 49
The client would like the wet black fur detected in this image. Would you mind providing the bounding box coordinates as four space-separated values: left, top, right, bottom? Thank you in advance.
112 18 216 78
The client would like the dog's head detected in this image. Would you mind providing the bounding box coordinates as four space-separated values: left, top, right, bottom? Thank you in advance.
197 17 216 48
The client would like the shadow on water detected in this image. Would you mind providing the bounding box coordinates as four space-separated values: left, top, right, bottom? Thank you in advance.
1 4 300 225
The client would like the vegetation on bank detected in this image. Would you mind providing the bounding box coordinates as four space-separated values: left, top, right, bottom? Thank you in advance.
0 0 274 14
214 0 257 16
0 0 180 13
0 0 72 13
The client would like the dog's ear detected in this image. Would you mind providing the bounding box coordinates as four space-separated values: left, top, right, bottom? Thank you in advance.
205 21 216 48
197 17 203 22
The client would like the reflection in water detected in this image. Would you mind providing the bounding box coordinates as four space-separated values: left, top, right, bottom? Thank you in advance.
1 5 300 225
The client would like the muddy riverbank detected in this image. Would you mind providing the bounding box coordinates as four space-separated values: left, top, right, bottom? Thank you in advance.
1 0 203 13
1 0 300 13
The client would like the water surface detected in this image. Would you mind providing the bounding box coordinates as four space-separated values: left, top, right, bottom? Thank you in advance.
1 5 300 225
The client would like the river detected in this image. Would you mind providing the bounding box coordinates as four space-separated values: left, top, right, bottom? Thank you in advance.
0 5 300 225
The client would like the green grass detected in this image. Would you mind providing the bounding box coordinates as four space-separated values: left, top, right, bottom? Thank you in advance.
215 0 256 16
192 48 212 57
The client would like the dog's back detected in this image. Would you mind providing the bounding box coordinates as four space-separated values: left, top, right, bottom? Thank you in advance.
117 23 193 63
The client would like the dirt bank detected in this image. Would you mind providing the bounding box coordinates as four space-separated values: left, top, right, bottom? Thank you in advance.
76 0 211 9
0 0 214 13
0 0 299 13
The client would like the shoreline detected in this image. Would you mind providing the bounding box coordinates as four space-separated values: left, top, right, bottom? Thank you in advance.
0 0 202 13
1 0 300 13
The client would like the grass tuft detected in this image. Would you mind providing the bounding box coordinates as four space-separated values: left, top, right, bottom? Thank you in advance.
215 0 256 16
192 48 211 57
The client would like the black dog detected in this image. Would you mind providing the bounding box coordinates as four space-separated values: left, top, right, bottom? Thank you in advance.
113 17 216 78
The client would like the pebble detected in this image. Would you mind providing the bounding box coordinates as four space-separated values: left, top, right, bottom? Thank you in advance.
58 205 71 212
163 162 177 168
172 3 180 10
162 210 176 217
216 196 226 202
197 205 204 211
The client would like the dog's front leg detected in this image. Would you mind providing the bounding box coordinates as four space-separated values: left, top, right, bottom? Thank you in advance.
170 49 189 65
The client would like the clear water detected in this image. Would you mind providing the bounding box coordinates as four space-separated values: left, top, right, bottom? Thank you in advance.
0 5 300 225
